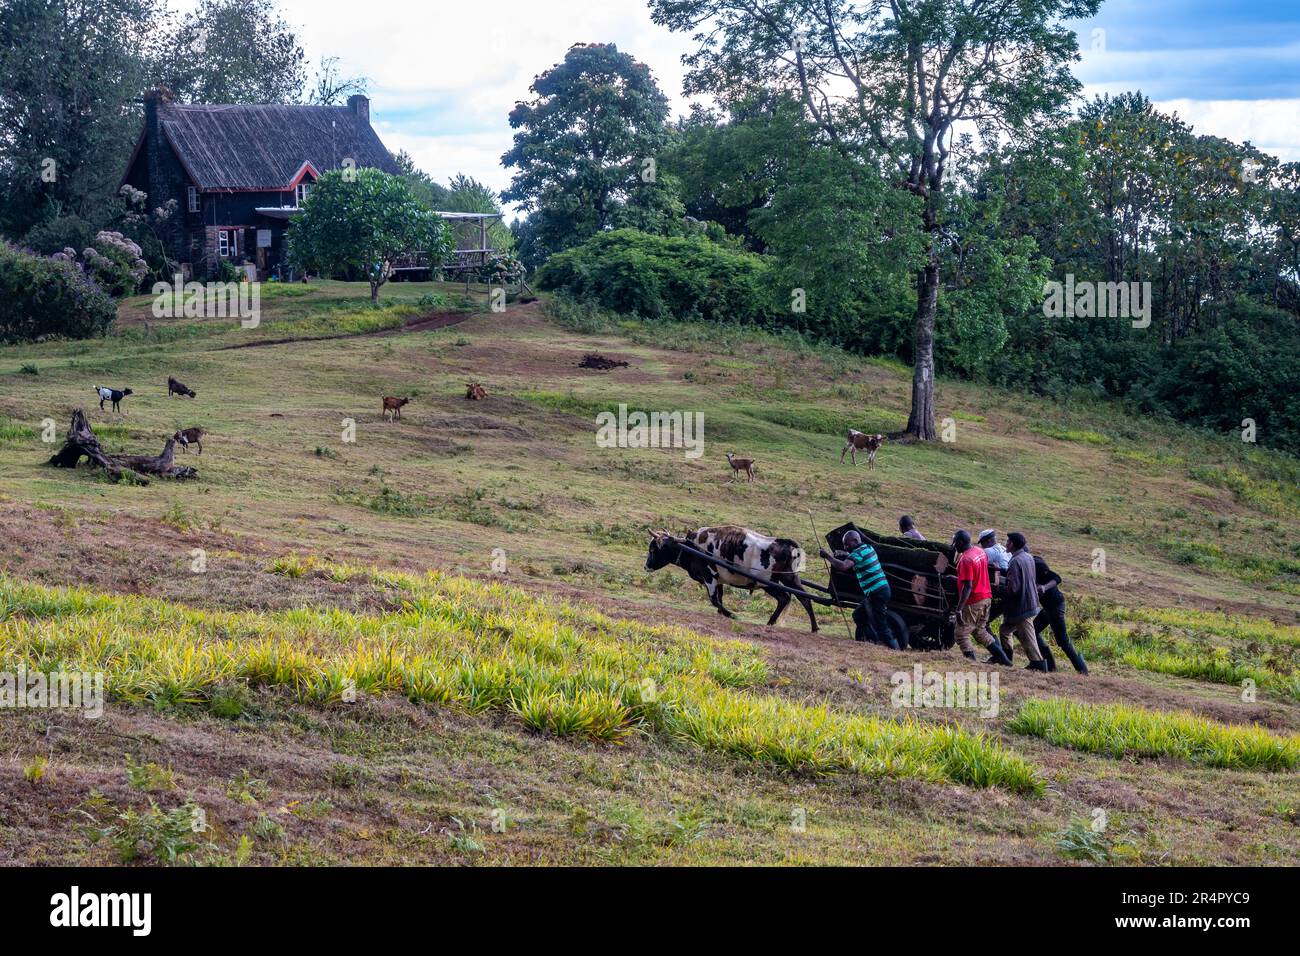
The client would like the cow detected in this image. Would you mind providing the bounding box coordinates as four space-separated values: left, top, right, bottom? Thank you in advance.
382 396 409 421
645 525 819 632
841 429 885 468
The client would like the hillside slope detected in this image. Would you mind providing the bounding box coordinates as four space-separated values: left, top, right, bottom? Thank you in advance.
0 282 1296 866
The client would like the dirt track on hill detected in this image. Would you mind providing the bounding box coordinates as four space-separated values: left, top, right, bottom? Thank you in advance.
215 309 473 350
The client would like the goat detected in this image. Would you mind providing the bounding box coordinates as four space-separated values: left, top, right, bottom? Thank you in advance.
93 386 132 413
465 382 487 401
841 429 885 469
725 452 756 483
168 376 196 399
382 396 409 421
172 427 205 454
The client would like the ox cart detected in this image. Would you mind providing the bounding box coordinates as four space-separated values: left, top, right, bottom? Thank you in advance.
665 522 959 650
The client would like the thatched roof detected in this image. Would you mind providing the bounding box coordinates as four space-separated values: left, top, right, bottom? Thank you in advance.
159 103 400 191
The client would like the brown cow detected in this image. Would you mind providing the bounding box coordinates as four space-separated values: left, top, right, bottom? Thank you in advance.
382 396 409 421
841 429 885 469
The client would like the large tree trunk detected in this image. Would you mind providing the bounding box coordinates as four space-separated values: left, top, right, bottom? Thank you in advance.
47 409 197 484
905 254 940 441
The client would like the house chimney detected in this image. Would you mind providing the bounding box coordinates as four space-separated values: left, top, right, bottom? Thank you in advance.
143 88 171 136
347 94 369 124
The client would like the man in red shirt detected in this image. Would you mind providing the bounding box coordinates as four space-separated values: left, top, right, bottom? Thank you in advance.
952 529 1011 665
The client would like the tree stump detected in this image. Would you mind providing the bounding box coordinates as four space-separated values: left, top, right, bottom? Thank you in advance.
47 409 197 484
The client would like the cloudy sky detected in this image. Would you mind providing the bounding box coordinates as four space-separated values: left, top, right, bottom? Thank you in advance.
268 0 1300 199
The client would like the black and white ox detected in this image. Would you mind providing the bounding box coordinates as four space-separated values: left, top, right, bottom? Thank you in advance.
645 526 819 632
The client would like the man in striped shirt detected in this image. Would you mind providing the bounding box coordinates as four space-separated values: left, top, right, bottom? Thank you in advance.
821 530 897 649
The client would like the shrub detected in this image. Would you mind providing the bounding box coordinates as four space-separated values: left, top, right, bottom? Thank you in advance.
538 228 778 325
0 241 117 342
21 214 97 256
1010 697 1299 771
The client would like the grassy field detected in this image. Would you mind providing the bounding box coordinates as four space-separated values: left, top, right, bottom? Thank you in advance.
0 280 1296 865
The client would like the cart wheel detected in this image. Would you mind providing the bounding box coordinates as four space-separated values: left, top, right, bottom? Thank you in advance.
884 609 909 651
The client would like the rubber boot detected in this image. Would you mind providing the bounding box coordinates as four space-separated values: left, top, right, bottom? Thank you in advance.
1036 637 1057 671
1065 648 1089 675
1026 659 1049 673
984 641 1013 667
962 650 977 661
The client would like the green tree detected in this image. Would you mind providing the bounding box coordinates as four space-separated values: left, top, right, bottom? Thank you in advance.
650 0 1101 439
751 137 920 347
662 95 804 250
155 0 307 104
288 168 452 302
0 0 158 234
502 42 679 261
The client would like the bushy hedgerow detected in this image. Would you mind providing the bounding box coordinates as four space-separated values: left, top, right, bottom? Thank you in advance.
49 231 148 298
538 228 778 325
0 241 117 342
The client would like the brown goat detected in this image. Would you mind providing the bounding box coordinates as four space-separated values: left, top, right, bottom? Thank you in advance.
172 427 205 454
841 429 885 469
725 452 756 483
465 382 488 401
382 396 409 421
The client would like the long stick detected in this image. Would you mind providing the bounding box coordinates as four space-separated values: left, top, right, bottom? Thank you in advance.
671 540 842 606
807 510 855 642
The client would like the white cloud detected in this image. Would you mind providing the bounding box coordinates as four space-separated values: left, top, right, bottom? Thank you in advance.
273 0 697 202
1148 98 1300 161
179 1 1300 193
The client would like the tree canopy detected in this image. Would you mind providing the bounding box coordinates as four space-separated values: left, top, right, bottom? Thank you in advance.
502 42 681 265
288 168 453 302
650 0 1102 438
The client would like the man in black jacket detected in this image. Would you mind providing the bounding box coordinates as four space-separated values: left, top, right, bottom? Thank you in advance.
997 533 1049 672
1031 552 1089 674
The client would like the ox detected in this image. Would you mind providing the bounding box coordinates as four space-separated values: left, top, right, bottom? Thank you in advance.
645 526 819 632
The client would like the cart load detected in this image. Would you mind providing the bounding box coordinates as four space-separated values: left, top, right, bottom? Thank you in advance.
825 522 958 650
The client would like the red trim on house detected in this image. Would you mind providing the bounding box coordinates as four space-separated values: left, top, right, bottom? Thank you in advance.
287 162 320 188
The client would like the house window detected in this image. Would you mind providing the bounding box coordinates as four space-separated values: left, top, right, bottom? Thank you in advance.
187 186 199 213
218 230 230 257
295 182 311 206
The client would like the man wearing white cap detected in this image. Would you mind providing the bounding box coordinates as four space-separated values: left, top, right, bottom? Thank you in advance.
978 530 1011 571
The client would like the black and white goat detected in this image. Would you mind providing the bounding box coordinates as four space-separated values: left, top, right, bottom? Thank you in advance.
93 386 133 413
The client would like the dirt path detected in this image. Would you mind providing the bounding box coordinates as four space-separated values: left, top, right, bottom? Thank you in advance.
215 309 474 350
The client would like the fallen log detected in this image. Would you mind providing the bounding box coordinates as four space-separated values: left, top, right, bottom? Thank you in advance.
47 409 197 484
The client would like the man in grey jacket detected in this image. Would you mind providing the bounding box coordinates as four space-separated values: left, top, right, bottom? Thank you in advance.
998 532 1048 671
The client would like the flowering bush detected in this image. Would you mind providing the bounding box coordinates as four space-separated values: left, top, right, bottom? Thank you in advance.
49 231 148 298
0 241 117 342
477 251 524 286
